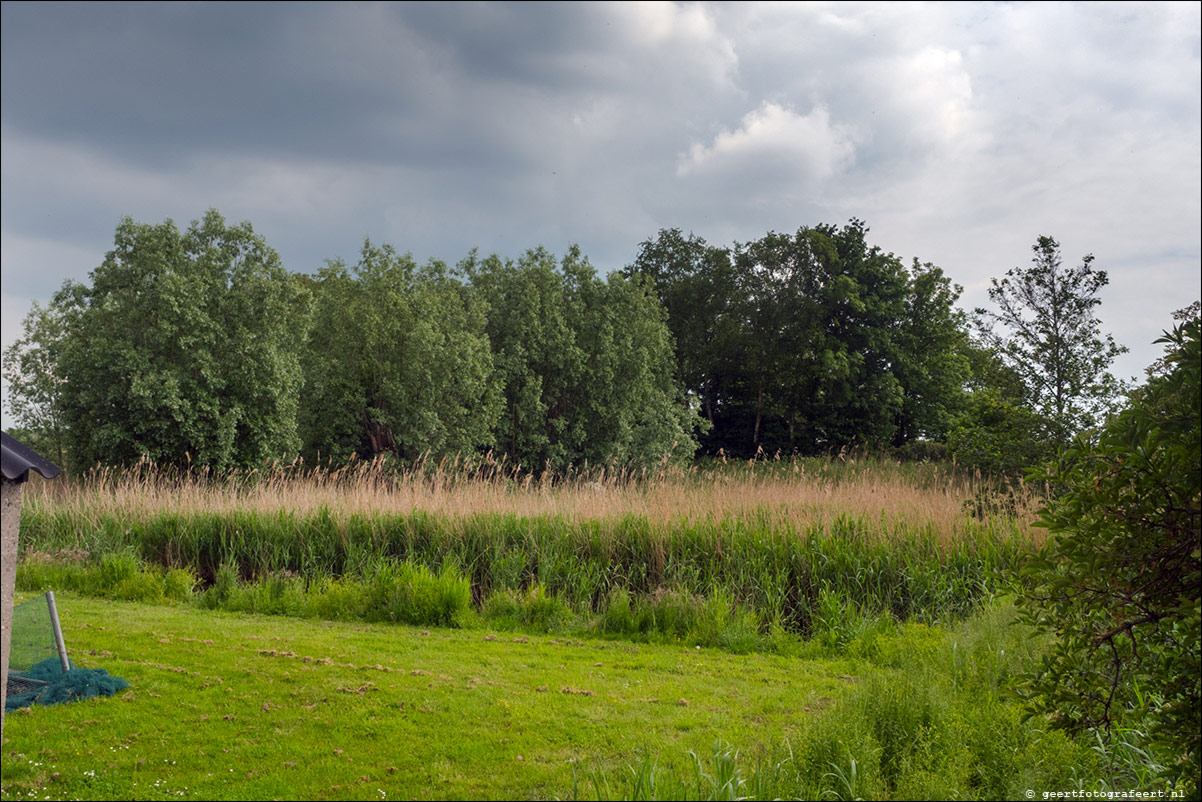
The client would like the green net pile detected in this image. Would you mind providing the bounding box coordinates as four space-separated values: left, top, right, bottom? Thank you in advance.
5 593 129 712
5 657 128 711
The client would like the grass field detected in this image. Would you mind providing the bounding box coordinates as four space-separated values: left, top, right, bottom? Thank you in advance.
20 455 1043 537
1 593 1092 801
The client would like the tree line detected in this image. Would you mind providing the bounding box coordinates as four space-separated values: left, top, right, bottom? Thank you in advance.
626 224 1141 471
626 222 969 456
3 209 1146 474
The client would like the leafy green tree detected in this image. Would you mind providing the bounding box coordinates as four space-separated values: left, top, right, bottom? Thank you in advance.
811 220 912 450
975 236 1128 449
946 340 1054 474
946 390 1052 476
891 260 970 446
629 222 966 457
461 248 585 471
299 241 501 463
1145 301 1199 379
727 228 830 452
624 229 737 431
2 301 70 467
47 210 310 469
1017 318 1200 793
465 245 701 472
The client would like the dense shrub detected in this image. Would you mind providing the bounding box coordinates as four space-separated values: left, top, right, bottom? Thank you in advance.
1017 319 1200 794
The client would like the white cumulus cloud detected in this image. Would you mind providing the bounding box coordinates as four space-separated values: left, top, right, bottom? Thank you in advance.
676 102 858 188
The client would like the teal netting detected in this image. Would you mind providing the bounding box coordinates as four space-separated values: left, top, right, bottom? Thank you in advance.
8 592 57 674
5 657 129 711
5 593 129 711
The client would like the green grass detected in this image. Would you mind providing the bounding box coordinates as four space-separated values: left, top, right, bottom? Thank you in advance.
12 551 976 658
1 594 1100 801
580 601 1104 800
7 460 1106 799
1 593 856 801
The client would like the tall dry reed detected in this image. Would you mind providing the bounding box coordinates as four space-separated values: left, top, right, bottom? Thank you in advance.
22 453 1046 548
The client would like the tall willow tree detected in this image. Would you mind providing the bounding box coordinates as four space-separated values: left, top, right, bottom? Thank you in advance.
463 246 702 472
299 241 501 463
37 210 311 469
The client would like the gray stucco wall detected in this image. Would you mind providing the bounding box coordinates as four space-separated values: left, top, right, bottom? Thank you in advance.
1 478 24 742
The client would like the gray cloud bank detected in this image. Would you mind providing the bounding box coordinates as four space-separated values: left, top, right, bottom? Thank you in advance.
3 1 1199 414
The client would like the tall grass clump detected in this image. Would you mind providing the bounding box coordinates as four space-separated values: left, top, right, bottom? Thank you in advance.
360 557 473 627
17 549 191 605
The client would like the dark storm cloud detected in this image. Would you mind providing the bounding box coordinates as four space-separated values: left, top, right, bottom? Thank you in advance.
395 2 629 89
2 2 424 166
2 1 1199 404
1 2 729 174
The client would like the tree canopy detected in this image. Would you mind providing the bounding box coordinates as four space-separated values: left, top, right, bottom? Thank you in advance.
463 246 703 473
974 236 1127 449
299 241 500 463
4 212 1139 480
627 222 968 457
39 211 310 469
2 301 70 467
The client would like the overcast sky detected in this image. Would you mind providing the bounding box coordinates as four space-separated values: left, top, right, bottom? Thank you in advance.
2 1 1199 423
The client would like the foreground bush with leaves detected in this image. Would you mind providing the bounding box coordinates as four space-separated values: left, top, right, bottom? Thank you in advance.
1017 318 1201 794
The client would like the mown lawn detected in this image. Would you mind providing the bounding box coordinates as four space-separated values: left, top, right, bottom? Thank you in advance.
1 594 858 801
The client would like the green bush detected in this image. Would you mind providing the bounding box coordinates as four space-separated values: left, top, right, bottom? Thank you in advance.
478 584 576 633
16 555 89 594
600 587 636 635
947 390 1053 476
98 551 141 590
810 584 893 655
520 584 575 633
364 558 472 628
17 551 183 604
480 589 526 630
204 561 241 608
645 588 704 640
225 571 308 617
111 571 164 602
163 566 199 602
1016 318 1200 794
305 576 367 621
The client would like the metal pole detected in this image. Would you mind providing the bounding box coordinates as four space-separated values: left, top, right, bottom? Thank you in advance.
45 591 70 673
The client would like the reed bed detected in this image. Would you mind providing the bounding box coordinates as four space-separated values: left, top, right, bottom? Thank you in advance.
16 455 1047 638
21 453 1045 543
